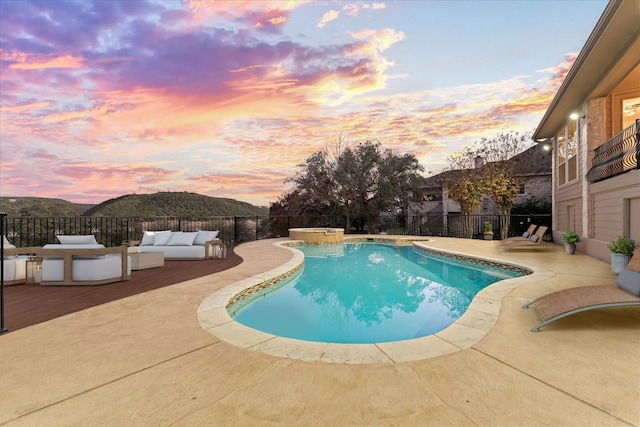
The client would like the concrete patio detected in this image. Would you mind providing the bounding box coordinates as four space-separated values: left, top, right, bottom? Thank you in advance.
1 237 638 426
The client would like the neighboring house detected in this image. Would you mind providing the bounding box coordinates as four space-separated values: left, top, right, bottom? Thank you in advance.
532 0 640 262
413 145 552 217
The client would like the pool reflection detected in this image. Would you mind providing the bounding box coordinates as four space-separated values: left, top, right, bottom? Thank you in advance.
231 243 521 343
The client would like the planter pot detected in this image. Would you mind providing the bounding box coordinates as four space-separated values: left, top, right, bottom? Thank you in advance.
564 243 576 254
610 253 631 275
484 234 493 241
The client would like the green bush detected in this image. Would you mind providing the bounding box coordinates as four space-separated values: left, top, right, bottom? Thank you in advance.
562 231 581 244
607 236 636 255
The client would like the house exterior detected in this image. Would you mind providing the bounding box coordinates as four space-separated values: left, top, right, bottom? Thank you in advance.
532 0 640 262
414 145 552 217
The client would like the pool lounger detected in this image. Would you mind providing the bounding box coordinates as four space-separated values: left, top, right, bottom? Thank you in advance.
522 279 640 332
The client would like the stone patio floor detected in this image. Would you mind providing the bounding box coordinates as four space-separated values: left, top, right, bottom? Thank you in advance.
1 237 638 426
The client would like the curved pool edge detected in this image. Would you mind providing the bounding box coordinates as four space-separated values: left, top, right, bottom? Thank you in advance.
197 238 555 364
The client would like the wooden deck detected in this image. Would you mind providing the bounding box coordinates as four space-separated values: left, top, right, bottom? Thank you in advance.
2 249 243 333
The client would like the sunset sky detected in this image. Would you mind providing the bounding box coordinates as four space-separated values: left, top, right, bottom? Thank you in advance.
0 0 608 207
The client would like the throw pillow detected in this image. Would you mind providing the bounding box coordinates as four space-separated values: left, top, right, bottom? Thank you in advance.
153 231 173 246
626 248 640 273
140 231 155 246
194 230 219 245
2 235 15 249
57 235 98 245
529 234 539 243
168 232 198 246
522 231 530 238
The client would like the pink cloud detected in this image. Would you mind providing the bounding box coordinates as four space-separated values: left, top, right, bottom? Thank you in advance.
0 1 584 206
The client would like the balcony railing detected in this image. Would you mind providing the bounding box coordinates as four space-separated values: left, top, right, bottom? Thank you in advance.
586 119 640 182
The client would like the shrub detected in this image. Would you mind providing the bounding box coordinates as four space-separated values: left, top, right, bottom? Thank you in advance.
483 221 493 234
607 236 636 255
562 231 581 244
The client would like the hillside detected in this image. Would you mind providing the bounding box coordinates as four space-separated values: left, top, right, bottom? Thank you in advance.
82 192 268 217
0 197 93 217
1 193 268 217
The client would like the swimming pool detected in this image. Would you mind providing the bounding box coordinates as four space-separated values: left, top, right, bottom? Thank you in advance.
228 242 525 344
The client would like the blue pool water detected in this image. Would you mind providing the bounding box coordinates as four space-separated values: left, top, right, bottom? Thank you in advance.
229 243 522 344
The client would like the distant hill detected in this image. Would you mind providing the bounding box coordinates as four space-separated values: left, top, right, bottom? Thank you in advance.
0 197 93 217
81 192 268 217
1 193 268 217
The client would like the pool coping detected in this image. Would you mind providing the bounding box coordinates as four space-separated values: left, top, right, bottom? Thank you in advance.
197 238 553 364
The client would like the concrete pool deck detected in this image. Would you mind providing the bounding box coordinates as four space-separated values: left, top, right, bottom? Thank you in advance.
1 237 638 426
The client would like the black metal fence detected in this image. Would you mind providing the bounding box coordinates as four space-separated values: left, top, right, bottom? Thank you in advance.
1 214 552 248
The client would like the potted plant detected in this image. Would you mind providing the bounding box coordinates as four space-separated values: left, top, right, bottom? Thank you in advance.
607 236 636 274
483 221 494 240
562 231 581 254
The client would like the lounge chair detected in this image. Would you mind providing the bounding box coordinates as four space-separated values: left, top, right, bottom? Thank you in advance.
499 226 548 252
523 249 640 331
499 224 537 245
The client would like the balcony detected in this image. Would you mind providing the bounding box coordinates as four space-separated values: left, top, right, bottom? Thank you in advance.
586 119 640 182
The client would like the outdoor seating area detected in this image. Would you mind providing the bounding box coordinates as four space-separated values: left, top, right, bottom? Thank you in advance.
1 231 225 286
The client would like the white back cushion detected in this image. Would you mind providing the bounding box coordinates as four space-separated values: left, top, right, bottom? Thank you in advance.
168 232 198 246
2 235 15 249
140 231 156 246
153 231 173 246
194 230 219 245
57 235 98 245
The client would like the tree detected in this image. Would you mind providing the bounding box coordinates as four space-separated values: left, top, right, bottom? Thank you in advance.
483 162 522 239
281 139 424 233
479 131 532 239
377 149 425 230
511 196 551 215
446 131 532 239
446 170 485 238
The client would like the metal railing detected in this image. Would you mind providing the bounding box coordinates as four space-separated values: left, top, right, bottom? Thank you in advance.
586 119 639 182
1 214 552 248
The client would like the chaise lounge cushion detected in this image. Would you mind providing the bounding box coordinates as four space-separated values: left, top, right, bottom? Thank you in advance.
616 249 640 296
615 269 640 296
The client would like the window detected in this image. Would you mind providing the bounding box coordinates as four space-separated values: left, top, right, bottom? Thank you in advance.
622 96 640 129
556 120 578 186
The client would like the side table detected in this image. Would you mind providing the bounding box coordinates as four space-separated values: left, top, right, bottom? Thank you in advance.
129 251 164 270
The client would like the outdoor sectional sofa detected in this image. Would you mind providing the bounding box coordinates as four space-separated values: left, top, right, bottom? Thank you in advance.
128 230 221 260
2 235 131 286
2 236 37 285
40 244 131 286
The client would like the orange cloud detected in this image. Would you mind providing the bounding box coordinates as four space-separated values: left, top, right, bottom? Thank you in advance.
8 54 84 70
0 102 51 114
